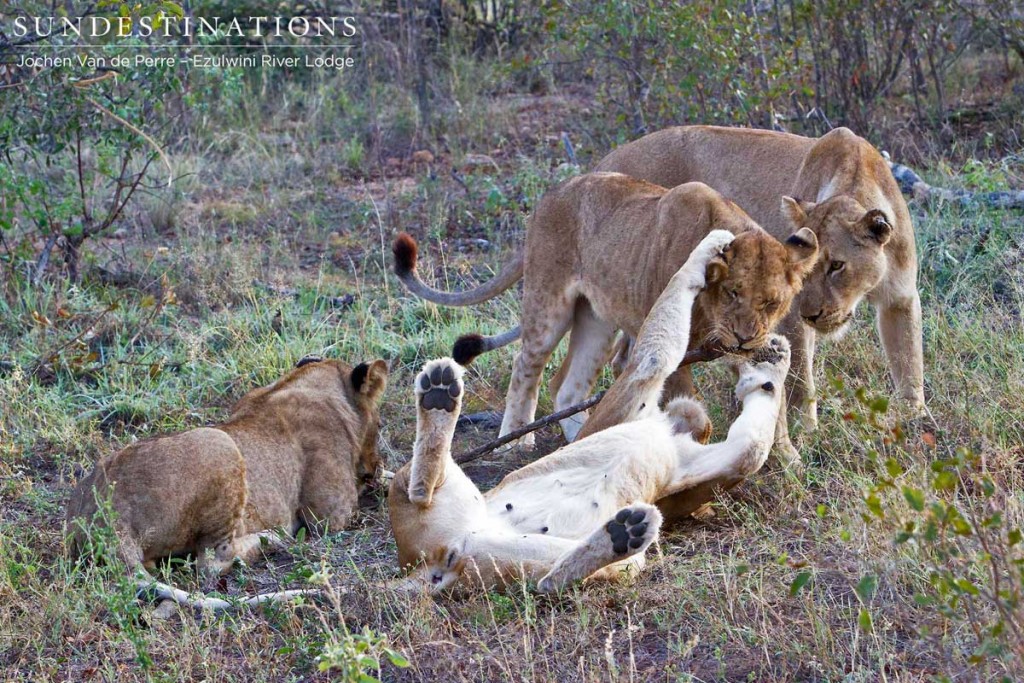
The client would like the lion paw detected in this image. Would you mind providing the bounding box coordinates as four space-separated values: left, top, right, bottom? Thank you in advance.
681 229 735 290
734 334 791 401
605 504 660 556
416 359 463 413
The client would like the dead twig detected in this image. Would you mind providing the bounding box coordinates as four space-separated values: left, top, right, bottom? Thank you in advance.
455 391 606 464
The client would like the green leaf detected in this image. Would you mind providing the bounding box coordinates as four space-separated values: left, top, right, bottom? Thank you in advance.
858 608 873 633
865 493 884 519
884 458 903 479
385 650 411 668
868 397 889 414
1009 529 1022 546
902 486 925 512
789 571 812 596
855 574 877 602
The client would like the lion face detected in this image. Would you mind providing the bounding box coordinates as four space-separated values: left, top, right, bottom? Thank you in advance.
781 196 893 336
698 229 818 352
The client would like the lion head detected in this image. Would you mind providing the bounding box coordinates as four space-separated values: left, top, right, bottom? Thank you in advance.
696 227 819 352
781 195 893 336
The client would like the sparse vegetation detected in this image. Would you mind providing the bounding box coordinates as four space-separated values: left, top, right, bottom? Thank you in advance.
1 1 1022 680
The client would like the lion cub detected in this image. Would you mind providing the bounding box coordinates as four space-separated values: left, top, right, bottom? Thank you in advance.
67 357 387 610
389 232 792 593
393 173 817 450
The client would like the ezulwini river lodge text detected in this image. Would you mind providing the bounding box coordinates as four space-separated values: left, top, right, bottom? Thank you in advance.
16 53 357 71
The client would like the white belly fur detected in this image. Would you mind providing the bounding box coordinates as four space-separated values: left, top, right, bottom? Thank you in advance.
484 418 677 539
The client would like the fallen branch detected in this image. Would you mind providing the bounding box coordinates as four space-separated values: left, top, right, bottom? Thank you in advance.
455 391 605 464
453 345 724 464
886 153 1024 210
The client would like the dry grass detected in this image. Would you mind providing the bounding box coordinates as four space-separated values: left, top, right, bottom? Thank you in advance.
1 75 1023 682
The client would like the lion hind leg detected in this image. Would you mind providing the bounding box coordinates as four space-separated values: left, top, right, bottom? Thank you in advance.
409 358 464 506
663 397 712 443
498 289 575 450
551 299 618 442
537 503 662 593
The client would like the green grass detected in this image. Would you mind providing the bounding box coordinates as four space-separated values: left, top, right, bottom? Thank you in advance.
1 73 1023 681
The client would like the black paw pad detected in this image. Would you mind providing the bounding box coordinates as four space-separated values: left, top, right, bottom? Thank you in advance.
761 381 774 393
418 364 461 412
607 507 652 556
605 520 630 555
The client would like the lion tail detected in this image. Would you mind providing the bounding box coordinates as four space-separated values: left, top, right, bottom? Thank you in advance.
452 326 522 365
393 232 524 307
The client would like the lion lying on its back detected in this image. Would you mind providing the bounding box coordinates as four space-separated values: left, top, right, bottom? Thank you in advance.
388 231 793 593
394 173 818 456
66 356 388 611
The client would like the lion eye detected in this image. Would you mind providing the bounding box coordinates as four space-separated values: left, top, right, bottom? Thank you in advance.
763 301 779 312
728 289 739 301
828 261 845 275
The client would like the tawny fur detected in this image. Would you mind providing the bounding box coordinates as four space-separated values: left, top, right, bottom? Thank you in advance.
393 176 817 452
388 232 792 593
594 125 925 461
66 358 388 611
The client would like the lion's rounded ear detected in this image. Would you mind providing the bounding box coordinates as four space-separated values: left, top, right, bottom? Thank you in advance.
781 196 815 228
705 255 728 285
862 209 892 246
352 359 388 403
785 227 819 265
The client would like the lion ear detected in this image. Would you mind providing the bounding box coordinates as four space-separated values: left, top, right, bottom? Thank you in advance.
784 227 819 274
781 196 815 228
861 209 892 246
352 359 389 403
705 254 728 285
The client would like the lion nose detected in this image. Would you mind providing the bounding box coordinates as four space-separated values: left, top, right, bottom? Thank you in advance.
803 311 822 324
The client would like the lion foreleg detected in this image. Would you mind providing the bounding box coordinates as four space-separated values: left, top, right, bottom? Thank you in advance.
875 293 926 410
579 230 735 439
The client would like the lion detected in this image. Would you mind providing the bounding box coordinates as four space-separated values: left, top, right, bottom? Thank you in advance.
388 231 792 592
66 356 388 611
593 125 926 458
393 173 817 457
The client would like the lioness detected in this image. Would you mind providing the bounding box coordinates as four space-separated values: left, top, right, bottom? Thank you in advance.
66 356 388 611
394 173 817 452
594 125 925 455
389 231 791 592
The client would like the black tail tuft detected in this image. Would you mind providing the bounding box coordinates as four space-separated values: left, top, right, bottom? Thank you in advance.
295 355 323 368
453 334 487 366
393 232 418 276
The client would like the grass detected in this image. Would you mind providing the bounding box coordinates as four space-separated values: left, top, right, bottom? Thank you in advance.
1 64 1023 682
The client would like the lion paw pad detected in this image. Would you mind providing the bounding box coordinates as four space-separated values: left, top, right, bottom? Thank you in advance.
418 362 461 412
605 507 653 555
